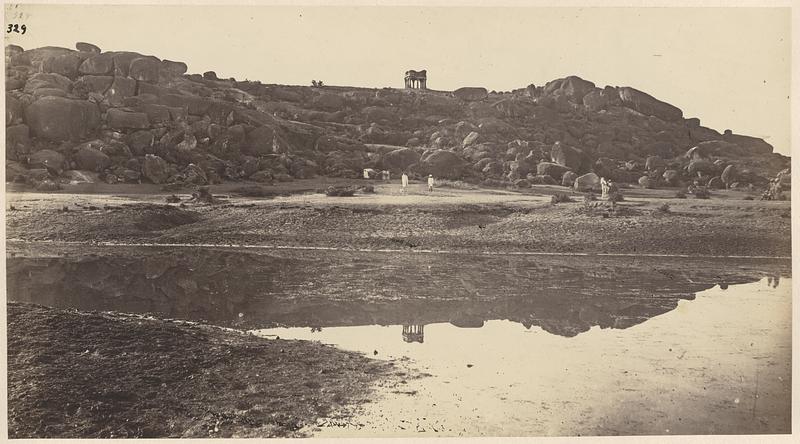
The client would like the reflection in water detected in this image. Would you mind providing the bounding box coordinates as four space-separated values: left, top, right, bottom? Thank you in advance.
5 244 792 435
5 244 791 339
767 275 781 288
258 278 792 436
402 324 425 343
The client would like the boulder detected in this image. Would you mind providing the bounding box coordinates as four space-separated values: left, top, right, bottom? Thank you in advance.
582 86 620 111
6 94 24 125
127 130 155 155
79 53 115 75
550 142 589 172
687 159 714 175
454 121 478 139
514 178 531 188
561 170 578 187
129 56 161 83
543 76 596 103
140 103 172 124
108 51 147 77
42 53 82 79
382 148 421 172
28 149 66 174
24 72 73 93
6 161 30 182
106 108 150 130
7 77 25 91
323 150 369 177
462 131 480 148
537 162 571 181
76 42 101 53
25 97 101 141
721 164 736 187
662 169 679 185
142 154 169 184
685 145 708 160
244 126 277 155
119 169 141 183
418 150 468 179
638 176 654 189
62 170 97 184
707 176 724 189
33 88 67 99
250 170 273 183
105 76 137 105
617 87 682 121
6 124 30 154
531 175 557 185
98 140 132 158
75 75 114 94
22 46 74 65
645 155 664 171
573 172 601 191
6 44 24 57
161 59 188 76
74 145 111 172
453 87 488 102
183 163 208 185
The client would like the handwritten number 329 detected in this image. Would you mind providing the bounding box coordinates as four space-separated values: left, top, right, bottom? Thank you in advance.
7 24 26 34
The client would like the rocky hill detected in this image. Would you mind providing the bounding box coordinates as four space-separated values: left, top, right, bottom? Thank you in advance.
5 42 791 192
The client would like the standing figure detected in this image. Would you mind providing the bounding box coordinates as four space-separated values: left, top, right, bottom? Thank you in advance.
600 177 609 200
363 168 370 180
428 174 435 192
401 172 409 193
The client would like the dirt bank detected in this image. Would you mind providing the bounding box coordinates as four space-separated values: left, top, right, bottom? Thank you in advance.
6 302 401 439
6 180 792 257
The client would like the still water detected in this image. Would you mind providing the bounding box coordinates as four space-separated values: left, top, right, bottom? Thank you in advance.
6 243 792 436
257 278 791 436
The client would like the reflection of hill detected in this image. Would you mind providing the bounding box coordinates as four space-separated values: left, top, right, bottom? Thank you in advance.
6 246 790 338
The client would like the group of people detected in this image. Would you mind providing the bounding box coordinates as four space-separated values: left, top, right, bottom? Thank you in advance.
363 169 436 193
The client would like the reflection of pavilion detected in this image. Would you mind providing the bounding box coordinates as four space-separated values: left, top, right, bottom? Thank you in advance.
402 324 425 343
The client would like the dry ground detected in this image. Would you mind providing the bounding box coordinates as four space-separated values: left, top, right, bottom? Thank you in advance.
6 302 407 438
5 179 792 257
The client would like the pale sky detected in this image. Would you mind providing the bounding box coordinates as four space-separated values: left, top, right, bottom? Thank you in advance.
4 4 792 154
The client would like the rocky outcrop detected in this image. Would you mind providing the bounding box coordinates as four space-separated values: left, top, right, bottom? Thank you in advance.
617 87 682 121
4 42 789 190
